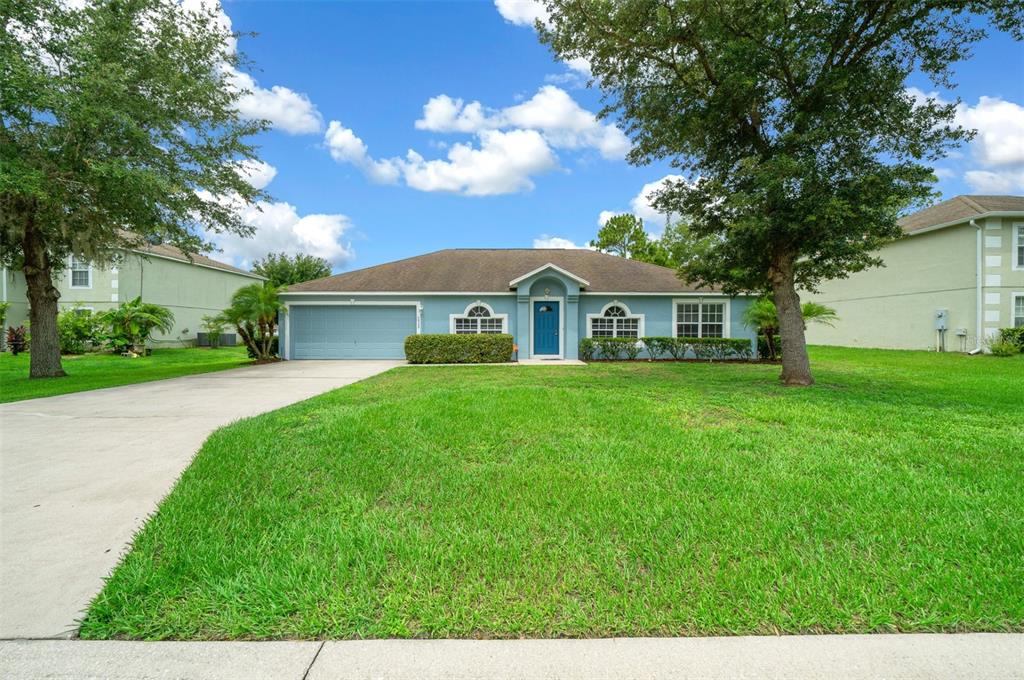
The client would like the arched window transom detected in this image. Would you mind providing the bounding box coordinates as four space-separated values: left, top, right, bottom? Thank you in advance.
452 302 507 335
589 302 642 339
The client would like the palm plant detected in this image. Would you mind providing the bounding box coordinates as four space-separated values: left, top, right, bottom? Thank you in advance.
101 297 175 353
219 282 284 360
742 298 838 360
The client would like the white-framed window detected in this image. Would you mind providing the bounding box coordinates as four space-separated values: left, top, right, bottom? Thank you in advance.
69 255 91 288
586 302 644 339
449 301 508 334
1013 224 1023 270
673 298 730 338
1014 292 1024 328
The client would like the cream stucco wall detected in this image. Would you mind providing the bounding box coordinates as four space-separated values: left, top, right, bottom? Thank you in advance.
805 216 1024 351
2 251 260 346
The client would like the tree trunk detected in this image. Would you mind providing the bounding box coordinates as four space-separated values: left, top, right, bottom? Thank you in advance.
20 209 66 378
769 254 813 386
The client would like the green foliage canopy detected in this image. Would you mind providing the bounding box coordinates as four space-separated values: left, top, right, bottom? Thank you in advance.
252 252 333 288
539 0 1022 385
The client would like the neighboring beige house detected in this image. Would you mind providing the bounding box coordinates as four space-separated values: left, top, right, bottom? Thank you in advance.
2 243 263 346
805 195 1024 352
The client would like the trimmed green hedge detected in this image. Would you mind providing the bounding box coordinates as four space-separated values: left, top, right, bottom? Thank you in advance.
405 333 514 364
580 336 753 361
646 336 752 360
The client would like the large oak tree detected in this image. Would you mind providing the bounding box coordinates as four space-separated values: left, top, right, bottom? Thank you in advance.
540 0 1022 385
1 0 267 377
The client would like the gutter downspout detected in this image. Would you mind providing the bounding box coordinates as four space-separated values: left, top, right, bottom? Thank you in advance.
971 219 983 352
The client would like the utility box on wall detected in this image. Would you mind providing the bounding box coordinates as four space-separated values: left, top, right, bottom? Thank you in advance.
934 309 949 331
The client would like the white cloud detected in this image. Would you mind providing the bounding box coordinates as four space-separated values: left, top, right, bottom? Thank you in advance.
415 95 493 134
908 88 1024 193
234 159 277 190
955 96 1024 167
230 70 323 135
212 202 355 269
202 163 355 268
532 235 591 249
964 169 1024 193
932 167 955 180
325 122 558 196
324 121 401 183
414 86 629 160
595 174 689 232
402 129 558 196
494 0 547 26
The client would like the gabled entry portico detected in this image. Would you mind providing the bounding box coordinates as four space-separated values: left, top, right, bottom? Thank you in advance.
509 263 589 360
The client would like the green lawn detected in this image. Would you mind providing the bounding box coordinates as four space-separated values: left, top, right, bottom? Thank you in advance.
0 346 250 403
80 347 1024 639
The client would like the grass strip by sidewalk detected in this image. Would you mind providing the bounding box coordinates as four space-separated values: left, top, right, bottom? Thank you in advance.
81 347 1024 639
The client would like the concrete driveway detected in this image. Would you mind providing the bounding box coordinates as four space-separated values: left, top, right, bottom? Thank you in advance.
0 360 400 639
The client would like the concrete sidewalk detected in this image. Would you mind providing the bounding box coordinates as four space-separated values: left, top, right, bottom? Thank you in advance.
0 360 401 639
1 634 1021 679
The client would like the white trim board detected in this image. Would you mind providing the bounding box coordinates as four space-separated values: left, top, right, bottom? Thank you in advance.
279 290 741 297
907 211 1024 236
509 263 591 288
528 295 565 359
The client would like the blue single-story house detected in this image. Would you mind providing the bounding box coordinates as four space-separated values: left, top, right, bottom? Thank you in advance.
278 249 757 360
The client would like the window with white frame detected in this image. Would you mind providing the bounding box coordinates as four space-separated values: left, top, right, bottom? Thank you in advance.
588 303 642 338
1014 293 1024 328
70 256 91 288
674 299 727 338
451 303 507 334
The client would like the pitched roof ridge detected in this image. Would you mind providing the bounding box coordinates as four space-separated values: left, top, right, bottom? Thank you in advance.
956 195 986 213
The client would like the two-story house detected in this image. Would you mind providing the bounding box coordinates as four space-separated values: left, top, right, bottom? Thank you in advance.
2 242 263 345
805 195 1024 351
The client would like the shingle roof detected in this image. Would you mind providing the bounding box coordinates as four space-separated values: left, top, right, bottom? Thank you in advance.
900 195 1024 233
284 249 715 294
133 242 262 278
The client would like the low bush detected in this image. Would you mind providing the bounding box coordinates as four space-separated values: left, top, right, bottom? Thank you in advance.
405 333 514 364
590 337 640 360
987 339 1019 357
579 338 596 361
642 337 681 360
998 327 1024 352
58 307 102 354
642 336 752 361
6 326 28 355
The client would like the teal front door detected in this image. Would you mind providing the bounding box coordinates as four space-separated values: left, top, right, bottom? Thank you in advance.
533 301 560 355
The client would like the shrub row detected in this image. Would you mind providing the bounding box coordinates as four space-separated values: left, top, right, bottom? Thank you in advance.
580 336 753 361
405 333 514 364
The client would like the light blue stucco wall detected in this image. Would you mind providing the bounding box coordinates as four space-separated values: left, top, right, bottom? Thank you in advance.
279 286 757 360
579 295 757 358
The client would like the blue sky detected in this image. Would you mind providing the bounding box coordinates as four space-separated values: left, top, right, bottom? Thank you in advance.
205 1 1024 272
